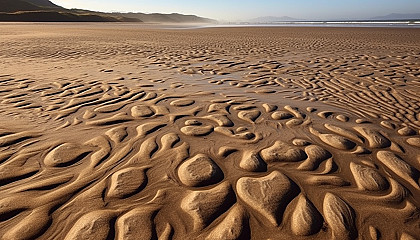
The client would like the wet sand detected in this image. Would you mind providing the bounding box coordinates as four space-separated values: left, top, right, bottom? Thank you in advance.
0 23 419 239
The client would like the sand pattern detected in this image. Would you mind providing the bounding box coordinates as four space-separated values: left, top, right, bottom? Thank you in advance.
0 24 419 239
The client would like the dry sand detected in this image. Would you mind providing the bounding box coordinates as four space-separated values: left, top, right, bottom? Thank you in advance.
0 23 419 239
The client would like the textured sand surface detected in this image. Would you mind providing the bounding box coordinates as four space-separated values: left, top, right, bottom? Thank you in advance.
0 23 419 239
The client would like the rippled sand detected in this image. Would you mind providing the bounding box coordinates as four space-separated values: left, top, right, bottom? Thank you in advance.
0 23 419 239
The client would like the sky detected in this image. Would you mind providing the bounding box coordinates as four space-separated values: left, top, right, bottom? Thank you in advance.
51 0 420 21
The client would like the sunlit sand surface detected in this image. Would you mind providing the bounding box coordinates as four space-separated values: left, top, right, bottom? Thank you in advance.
0 23 419 239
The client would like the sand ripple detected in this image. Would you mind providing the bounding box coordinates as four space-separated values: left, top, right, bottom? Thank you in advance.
0 24 419 239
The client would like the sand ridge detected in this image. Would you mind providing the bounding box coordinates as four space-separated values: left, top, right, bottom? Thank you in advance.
0 24 419 239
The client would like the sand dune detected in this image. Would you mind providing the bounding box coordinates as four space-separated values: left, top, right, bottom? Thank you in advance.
0 24 419 239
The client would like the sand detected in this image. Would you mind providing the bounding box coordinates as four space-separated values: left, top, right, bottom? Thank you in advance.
0 23 419 239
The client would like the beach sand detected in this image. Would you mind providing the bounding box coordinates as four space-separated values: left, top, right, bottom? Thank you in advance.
0 23 419 239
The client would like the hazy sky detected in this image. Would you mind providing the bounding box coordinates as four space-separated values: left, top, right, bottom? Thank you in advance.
51 0 420 21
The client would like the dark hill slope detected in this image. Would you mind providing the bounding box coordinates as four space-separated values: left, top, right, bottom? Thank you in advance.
0 0 43 13
0 0 140 21
0 11 135 22
0 0 216 23
24 0 61 8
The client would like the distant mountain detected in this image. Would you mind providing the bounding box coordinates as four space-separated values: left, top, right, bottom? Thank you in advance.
109 12 217 23
0 0 216 23
248 16 300 23
372 13 420 20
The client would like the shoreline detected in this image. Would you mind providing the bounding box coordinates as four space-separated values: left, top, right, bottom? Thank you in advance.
1 21 420 29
